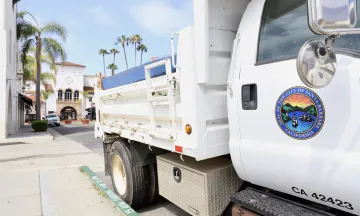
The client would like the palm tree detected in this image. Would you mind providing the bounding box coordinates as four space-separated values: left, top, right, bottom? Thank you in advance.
137 44 148 64
107 63 118 76
23 49 57 82
130 34 142 66
99 49 109 77
17 11 67 120
115 35 129 70
41 89 54 116
109 48 119 64
40 72 56 85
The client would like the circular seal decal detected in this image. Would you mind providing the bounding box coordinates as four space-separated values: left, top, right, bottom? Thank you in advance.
275 86 325 140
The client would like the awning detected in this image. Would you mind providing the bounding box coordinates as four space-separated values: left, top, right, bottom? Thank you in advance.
19 93 33 106
86 107 96 113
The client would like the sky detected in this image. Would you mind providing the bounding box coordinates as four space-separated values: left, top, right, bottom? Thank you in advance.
18 0 194 75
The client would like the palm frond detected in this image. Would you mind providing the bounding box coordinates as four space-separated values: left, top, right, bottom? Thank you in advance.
42 37 67 63
99 49 109 55
40 72 56 84
20 39 35 66
17 21 38 41
17 11 39 28
107 63 118 70
137 44 148 52
40 22 67 41
110 48 119 54
41 89 54 100
41 54 58 73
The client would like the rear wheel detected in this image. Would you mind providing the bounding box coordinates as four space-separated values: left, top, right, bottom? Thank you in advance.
109 141 147 208
146 163 161 204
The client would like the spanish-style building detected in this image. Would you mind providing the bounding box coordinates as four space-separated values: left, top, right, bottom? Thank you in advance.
25 62 97 121
0 0 32 139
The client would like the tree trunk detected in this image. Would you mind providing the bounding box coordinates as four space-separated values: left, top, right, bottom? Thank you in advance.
35 37 42 120
134 45 137 66
112 69 115 76
141 51 143 64
113 54 116 64
44 101 47 117
102 54 106 77
123 45 128 70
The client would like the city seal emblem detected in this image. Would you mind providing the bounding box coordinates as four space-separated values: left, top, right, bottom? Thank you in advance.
275 86 325 140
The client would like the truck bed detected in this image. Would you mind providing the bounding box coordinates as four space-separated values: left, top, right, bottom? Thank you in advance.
101 55 177 90
95 0 248 161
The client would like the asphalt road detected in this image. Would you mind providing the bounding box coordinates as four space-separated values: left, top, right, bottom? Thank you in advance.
52 124 189 216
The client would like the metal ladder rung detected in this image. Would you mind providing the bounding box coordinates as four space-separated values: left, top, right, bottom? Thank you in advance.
145 58 177 140
153 101 169 106
151 88 168 92
150 96 168 102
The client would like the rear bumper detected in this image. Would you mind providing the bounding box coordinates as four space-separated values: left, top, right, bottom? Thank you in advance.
48 121 60 126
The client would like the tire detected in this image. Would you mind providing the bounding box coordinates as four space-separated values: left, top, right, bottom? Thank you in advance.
109 141 147 208
145 163 161 203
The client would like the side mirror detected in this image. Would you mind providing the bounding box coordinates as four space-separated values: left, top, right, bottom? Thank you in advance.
308 0 360 35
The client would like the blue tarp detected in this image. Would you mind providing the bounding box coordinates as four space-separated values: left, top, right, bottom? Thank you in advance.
102 55 177 90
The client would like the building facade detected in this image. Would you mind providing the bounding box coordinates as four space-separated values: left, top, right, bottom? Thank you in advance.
25 62 97 121
0 0 31 139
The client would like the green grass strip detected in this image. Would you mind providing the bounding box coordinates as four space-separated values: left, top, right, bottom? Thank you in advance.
80 166 140 216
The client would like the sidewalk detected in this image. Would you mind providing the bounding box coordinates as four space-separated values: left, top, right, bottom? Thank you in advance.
0 127 120 216
0 168 120 216
0 125 53 145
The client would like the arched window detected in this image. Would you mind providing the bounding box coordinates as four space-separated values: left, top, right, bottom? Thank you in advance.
58 90 63 100
74 91 79 101
65 89 72 101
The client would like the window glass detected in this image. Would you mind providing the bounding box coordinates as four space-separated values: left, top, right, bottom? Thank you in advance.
257 0 360 63
74 91 79 100
65 89 72 101
58 90 63 100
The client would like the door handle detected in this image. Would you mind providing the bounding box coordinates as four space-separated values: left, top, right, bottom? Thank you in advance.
242 84 257 110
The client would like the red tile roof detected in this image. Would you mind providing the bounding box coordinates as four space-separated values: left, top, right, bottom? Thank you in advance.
44 84 53 91
26 95 45 103
83 86 94 92
54 62 86 68
25 91 45 103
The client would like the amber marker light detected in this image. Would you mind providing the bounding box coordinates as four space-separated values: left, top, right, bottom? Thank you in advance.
185 124 192 134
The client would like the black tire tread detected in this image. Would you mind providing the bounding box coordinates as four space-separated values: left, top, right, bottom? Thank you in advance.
109 140 147 208
131 165 147 207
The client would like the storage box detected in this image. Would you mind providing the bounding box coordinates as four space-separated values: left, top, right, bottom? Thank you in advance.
157 153 242 216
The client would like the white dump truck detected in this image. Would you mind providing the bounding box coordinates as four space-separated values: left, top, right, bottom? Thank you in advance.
95 0 360 215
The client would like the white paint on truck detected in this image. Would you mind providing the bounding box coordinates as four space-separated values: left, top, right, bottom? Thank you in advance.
96 0 360 214
229 0 360 214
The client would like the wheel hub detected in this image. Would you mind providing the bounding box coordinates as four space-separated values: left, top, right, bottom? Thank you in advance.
112 155 127 196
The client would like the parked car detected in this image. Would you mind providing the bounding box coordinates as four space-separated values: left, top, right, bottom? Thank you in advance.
45 114 60 127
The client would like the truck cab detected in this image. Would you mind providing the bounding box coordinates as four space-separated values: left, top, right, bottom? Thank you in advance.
228 0 360 214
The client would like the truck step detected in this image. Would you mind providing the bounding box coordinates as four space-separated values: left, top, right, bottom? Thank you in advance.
230 188 334 216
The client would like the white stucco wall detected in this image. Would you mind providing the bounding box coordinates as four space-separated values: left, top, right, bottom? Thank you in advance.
83 75 96 110
84 75 96 88
47 93 56 114
56 65 85 93
0 1 23 139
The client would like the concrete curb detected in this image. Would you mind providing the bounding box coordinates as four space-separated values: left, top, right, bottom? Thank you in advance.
79 166 139 216
47 128 62 137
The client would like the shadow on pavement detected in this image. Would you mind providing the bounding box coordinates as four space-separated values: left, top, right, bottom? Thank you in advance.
52 125 94 136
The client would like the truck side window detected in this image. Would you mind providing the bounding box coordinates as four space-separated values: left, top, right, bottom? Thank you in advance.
257 0 360 64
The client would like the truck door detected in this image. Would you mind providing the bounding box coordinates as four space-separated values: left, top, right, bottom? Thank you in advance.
233 0 360 214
